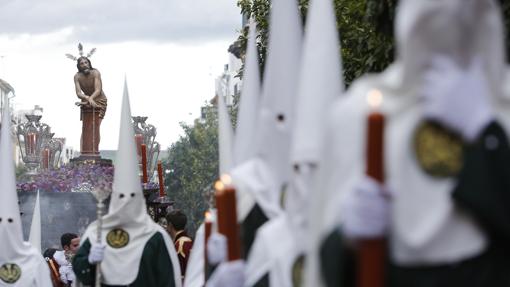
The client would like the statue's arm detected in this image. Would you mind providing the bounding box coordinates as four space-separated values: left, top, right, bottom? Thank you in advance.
89 70 103 101
74 74 89 101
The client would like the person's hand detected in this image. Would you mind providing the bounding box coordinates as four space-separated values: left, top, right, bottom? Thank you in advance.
340 176 391 239
88 97 99 108
88 243 105 265
58 265 69 284
420 55 493 141
206 260 245 287
207 232 227 265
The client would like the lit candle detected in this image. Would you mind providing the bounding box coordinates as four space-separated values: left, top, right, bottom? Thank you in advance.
214 175 241 261
366 89 384 182
358 89 385 287
157 160 165 197
141 144 148 183
135 134 143 157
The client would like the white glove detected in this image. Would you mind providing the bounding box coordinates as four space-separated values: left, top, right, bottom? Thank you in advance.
206 260 245 287
207 232 227 265
88 243 105 265
59 265 75 284
59 266 69 285
340 176 390 239
420 55 493 141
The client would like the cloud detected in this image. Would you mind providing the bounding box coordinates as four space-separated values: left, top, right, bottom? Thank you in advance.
0 0 242 43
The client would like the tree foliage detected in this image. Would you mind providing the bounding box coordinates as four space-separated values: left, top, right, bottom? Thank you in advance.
163 105 219 235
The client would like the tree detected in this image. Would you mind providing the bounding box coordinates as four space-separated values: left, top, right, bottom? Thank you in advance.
163 103 219 235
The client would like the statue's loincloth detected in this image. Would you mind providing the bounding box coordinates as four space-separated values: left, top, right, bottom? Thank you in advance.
80 96 107 120
95 96 107 119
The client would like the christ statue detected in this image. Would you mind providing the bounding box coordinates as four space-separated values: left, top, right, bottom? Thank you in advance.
67 44 107 157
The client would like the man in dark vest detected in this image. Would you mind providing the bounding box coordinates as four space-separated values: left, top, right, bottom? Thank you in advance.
166 210 193 281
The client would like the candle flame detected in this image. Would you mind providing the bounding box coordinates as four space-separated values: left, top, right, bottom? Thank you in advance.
205 211 212 221
367 89 383 109
214 180 224 191
220 173 232 185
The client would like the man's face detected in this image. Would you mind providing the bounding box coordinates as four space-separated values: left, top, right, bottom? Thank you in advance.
64 237 81 254
78 58 90 73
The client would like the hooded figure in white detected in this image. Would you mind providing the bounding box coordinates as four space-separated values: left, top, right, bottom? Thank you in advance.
72 80 182 287
240 0 303 285
312 0 510 286
203 18 268 287
229 13 289 260
231 18 264 226
0 95 52 287
207 2 304 283
243 0 343 285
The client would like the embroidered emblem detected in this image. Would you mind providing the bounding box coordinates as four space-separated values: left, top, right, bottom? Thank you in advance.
414 121 464 178
292 254 305 287
106 228 130 248
0 263 21 284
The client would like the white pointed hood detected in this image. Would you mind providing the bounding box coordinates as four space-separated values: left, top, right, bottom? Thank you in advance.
106 79 147 224
81 79 182 286
0 95 49 285
247 0 344 284
233 0 303 221
286 0 343 244
233 19 261 165
217 92 234 176
393 0 505 97
254 0 303 191
28 191 42 253
230 19 268 221
0 95 36 260
290 0 343 165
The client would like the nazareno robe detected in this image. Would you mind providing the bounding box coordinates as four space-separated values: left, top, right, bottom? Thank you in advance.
73 232 176 287
319 122 510 287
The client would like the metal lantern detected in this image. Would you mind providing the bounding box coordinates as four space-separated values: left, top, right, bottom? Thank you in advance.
41 137 64 169
16 115 53 174
132 116 161 181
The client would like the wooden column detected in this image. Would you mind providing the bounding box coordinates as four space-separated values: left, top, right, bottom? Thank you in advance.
80 106 101 156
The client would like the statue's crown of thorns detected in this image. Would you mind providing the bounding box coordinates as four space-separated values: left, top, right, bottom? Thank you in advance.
65 43 96 61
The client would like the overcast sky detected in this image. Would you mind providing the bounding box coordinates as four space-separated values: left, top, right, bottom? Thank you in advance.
0 0 241 151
